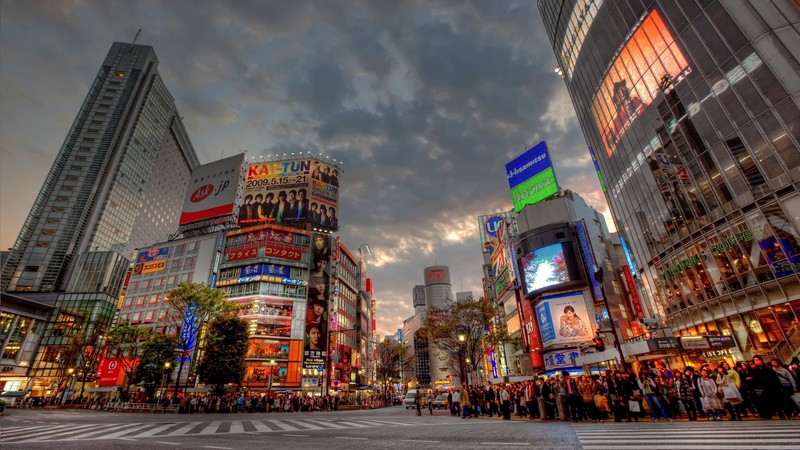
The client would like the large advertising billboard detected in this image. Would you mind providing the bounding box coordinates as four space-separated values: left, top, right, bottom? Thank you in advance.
134 247 169 275
591 9 690 157
477 211 514 254
179 154 244 226
239 158 340 229
536 291 593 348
506 141 559 212
304 233 332 369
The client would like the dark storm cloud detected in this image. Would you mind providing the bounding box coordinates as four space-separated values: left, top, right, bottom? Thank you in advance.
0 0 608 338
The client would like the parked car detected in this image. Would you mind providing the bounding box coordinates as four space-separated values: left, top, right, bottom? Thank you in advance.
403 390 420 409
393 394 404 405
431 394 448 409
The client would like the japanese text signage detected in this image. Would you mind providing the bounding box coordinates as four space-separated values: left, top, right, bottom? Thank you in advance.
506 141 559 212
134 247 169 275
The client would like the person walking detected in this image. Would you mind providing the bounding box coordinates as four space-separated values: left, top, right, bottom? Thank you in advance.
699 368 723 420
499 386 512 420
674 371 698 420
460 387 471 419
414 392 422 416
639 370 671 422
716 366 742 420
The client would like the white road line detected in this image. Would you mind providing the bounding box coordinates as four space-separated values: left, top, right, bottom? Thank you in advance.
197 421 224 435
371 419 416 426
330 420 370 428
202 446 233 450
228 421 245 434
269 420 299 431
249 420 276 432
155 442 182 446
308 419 348 429
163 421 203 436
1 423 98 440
135 423 185 438
283 434 310 437
401 439 441 443
335 436 368 440
283 419 326 430
85 423 157 440
479 442 529 446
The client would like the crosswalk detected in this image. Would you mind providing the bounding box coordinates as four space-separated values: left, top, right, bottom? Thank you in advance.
0 417 435 443
574 420 800 449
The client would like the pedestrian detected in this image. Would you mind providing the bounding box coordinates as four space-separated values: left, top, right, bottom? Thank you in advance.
460 387 471 419
715 366 742 420
698 368 723 420
674 371 697 420
414 392 421 416
747 355 783 418
639 370 671 422
500 385 512 420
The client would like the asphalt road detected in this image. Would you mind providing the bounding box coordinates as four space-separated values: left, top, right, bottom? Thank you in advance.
2 405 799 449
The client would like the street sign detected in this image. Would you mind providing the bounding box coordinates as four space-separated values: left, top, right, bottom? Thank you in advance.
595 313 601 325
317 365 323 372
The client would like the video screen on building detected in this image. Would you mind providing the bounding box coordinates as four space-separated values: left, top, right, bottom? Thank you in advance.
590 9 690 157
521 242 573 295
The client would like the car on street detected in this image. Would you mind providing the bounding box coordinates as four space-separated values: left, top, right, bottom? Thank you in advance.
431 394 448 409
403 390 419 409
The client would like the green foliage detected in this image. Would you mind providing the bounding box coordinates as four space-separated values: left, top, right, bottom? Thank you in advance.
135 333 179 397
197 315 249 396
422 297 507 384
164 282 233 352
105 322 152 391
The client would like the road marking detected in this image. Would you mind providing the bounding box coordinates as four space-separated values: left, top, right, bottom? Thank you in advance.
119 438 138 441
401 439 441 443
249 420 277 432
85 423 154 440
284 419 325 430
335 436 368 440
269 420 299 431
283 434 310 437
136 423 185 438
155 442 182 446
197 421 224 435
203 447 234 450
228 421 245 434
164 421 204 436
480 442 529 446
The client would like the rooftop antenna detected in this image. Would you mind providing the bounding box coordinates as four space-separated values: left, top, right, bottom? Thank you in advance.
128 29 142 52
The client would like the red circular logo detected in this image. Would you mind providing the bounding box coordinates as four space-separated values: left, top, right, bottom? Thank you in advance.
190 184 214 203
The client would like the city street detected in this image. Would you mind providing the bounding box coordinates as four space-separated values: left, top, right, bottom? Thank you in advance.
2 406 799 449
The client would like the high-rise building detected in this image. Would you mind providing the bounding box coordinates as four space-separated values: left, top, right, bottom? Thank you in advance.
423 265 455 310
412 285 426 314
540 1 800 365
0 41 199 394
2 41 199 294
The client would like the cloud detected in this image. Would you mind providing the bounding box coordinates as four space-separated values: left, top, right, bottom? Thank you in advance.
0 0 608 340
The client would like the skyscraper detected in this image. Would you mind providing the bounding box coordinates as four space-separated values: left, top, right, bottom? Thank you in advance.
0 41 199 394
2 41 199 295
540 1 800 364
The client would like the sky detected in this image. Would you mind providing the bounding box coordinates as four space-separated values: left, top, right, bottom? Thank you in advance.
0 0 611 340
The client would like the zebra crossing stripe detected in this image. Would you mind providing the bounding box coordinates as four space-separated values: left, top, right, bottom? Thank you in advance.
282 419 327 430
249 420 278 432
268 420 300 431
228 421 245 434
197 421 224 435
329 420 370 428
308 419 348 429
134 423 185 438
2 423 102 442
163 421 205 436
80 423 155 440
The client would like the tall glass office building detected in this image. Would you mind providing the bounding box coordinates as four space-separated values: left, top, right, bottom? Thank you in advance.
0 42 199 393
539 0 800 363
2 42 199 295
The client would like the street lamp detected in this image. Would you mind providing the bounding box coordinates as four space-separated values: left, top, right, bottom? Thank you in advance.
159 362 172 403
267 359 277 401
457 329 469 387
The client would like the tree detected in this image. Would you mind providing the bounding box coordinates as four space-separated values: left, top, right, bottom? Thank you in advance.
197 315 249 396
134 333 180 399
422 297 507 387
163 282 235 396
375 339 415 401
105 323 152 398
53 323 107 404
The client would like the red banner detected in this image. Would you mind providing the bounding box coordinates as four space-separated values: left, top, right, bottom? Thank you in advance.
98 356 127 386
227 245 259 262
623 265 644 319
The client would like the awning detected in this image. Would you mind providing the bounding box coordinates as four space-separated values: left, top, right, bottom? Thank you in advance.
355 385 373 391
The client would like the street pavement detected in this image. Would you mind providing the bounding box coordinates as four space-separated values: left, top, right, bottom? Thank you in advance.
1 406 798 449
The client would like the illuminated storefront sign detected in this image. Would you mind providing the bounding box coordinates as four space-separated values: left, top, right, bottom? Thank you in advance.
659 226 765 280
477 211 513 254
591 9 690 157
575 219 603 302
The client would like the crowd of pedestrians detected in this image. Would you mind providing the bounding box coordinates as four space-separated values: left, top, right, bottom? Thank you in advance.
434 355 799 423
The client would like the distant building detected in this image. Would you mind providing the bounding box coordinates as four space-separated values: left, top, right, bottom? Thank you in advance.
456 291 474 301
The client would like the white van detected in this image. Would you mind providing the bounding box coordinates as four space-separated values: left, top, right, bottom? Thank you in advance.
403 389 420 409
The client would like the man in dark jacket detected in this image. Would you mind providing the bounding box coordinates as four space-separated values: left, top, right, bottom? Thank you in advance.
748 355 783 418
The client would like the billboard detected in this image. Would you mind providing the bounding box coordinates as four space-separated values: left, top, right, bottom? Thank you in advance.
575 219 603 302
536 291 592 348
239 158 340 229
304 233 332 369
134 247 169 275
521 242 573 295
97 356 125 386
506 141 559 212
477 211 514 254
591 9 690 157
179 154 244 225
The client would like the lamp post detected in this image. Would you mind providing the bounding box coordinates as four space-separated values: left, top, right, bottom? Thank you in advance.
594 268 629 372
267 359 276 400
457 329 468 387
159 362 172 403
62 368 76 405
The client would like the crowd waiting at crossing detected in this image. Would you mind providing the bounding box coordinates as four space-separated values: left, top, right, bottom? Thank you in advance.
434 355 799 422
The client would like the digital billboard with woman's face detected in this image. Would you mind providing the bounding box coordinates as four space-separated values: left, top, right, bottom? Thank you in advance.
591 9 690 157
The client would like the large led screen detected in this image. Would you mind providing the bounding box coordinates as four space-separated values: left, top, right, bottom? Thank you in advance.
506 141 559 212
521 242 572 294
591 9 690 157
